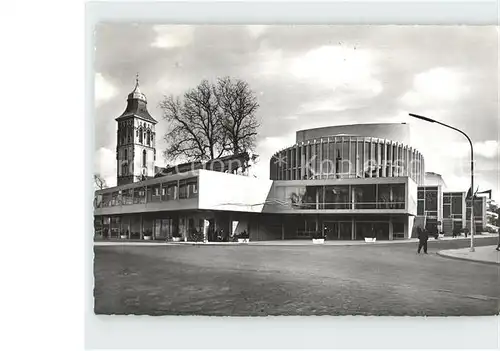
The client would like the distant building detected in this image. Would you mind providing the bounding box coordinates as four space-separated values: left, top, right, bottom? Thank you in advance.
93 82 488 242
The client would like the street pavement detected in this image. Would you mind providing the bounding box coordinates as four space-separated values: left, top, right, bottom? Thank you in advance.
438 245 500 265
94 236 499 316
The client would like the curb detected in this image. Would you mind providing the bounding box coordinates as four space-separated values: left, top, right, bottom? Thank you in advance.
436 251 500 266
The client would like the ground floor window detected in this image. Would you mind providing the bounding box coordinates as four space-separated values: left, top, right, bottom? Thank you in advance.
393 222 405 239
355 222 389 240
323 221 352 240
153 218 175 240
130 216 140 239
94 217 103 238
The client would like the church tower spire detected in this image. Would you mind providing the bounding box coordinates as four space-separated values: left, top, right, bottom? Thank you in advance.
115 75 158 186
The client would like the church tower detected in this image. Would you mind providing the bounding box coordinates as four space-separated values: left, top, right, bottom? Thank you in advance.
115 75 158 186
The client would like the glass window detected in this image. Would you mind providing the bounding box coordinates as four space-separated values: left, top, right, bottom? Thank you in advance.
151 184 161 202
123 188 133 205
393 222 405 239
353 184 376 209
341 139 349 177
417 189 424 200
349 140 356 178
324 185 350 209
142 218 153 239
364 142 371 177
110 216 121 238
451 195 463 215
166 182 177 200
111 192 121 206
142 150 147 168
102 193 111 207
356 141 362 177
334 139 342 178
94 217 103 238
315 144 320 178
443 195 451 204
392 184 405 209
187 178 198 198
179 180 188 199
377 184 391 209
425 188 438 212
444 204 451 218
283 186 307 209
374 141 380 177
303 186 319 209
417 200 424 215
328 140 335 178
133 187 146 204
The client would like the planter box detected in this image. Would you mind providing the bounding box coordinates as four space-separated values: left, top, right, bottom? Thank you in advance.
364 238 377 243
172 237 181 242
143 236 152 240
312 238 325 244
120 235 127 239
237 238 249 243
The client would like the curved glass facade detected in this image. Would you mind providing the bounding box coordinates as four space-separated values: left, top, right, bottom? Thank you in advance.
270 136 425 184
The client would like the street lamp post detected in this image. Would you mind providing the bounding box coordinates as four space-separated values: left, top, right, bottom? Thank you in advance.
409 113 475 252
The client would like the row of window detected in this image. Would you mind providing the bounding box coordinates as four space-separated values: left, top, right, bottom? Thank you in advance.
270 137 424 185
417 186 439 217
95 214 204 240
443 193 464 219
95 178 198 208
117 126 155 146
273 183 406 210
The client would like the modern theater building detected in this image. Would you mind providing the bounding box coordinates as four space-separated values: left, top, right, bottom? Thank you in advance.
93 82 487 242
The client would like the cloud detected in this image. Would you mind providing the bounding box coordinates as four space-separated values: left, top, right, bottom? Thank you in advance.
435 140 498 160
95 73 117 106
94 147 116 187
400 67 470 107
290 45 383 95
299 98 349 113
475 140 499 159
151 25 194 49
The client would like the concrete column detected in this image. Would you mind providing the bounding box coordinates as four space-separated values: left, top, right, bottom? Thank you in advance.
407 216 415 239
389 218 394 240
350 185 354 210
139 213 143 240
281 216 285 240
127 217 131 239
351 217 355 240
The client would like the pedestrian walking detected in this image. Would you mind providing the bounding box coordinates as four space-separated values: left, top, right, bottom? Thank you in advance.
495 228 499 251
417 226 429 254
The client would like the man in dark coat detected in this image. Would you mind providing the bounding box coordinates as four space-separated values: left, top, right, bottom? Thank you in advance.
495 228 499 251
417 226 429 254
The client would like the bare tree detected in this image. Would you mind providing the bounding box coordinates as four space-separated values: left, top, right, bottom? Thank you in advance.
160 80 228 162
94 174 107 190
216 77 260 154
160 77 260 163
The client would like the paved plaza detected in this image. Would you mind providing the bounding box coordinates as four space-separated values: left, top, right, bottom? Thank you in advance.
93 237 500 316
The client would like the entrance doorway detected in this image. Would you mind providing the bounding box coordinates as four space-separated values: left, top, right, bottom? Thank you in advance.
323 221 352 240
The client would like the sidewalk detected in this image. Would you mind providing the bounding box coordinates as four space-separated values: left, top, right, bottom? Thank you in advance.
94 233 497 247
437 245 500 265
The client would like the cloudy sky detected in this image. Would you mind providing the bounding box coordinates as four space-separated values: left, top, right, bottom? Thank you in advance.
94 24 498 199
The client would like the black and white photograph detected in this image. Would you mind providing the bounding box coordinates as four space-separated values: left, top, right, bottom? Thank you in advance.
92 24 499 317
